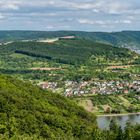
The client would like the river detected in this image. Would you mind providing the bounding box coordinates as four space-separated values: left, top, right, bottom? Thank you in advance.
97 113 140 130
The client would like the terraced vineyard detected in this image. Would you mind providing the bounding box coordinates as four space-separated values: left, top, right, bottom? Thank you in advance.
76 94 140 115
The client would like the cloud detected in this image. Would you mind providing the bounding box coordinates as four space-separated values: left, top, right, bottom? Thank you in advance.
78 19 104 25
0 1 20 10
46 25 70 30
78 19 132 25
0 0 139 13
0 14 4 19
1 0 139 15
46 25 55 29
1 4 19 10
0 0 139 31
115 20 132 24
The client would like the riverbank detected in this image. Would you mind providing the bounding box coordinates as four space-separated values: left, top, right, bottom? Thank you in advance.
97 112 140 130
97 112 140 117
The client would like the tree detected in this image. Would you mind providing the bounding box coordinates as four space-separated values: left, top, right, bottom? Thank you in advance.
109 119 119 133
124 122 134 140
116 127 123 140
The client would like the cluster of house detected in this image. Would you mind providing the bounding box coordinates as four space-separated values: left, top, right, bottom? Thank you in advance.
64 80 140 97
38 80 140 97
64 81 90 97
38 82 57 90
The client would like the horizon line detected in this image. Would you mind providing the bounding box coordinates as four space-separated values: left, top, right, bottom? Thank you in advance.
0 29 140 33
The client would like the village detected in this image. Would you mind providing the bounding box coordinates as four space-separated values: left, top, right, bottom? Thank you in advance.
39 80 140 98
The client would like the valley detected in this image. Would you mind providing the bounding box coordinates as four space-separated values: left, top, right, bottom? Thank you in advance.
0 31 140 139
1 0 140 138
0 33 140 116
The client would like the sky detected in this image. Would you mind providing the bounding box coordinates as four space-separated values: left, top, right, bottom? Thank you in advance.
0 0 140 31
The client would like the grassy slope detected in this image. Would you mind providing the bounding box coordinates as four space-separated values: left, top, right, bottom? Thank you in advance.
75 94 140 115
0 75 97 139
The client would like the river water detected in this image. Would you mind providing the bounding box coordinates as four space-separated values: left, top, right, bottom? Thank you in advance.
97 113 140 130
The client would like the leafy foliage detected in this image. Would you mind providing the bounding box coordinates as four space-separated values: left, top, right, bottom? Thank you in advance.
0 75 97 139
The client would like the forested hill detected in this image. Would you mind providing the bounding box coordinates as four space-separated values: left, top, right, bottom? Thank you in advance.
0 38 136 65
0 30 140 49
0 75 140 139
0 74 97 139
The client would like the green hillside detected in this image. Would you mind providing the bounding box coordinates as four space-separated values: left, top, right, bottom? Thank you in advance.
0 74 97 139
0 30 140 49
0 75 140 140
0 38 136 65
0 37 139 82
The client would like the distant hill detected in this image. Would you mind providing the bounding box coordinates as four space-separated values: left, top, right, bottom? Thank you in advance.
0 30 140 49
0 74 97 139
0 38 136 65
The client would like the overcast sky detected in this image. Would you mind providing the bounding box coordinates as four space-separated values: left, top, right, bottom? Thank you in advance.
0 0 140 31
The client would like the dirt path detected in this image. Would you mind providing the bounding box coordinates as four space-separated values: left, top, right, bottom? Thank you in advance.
79 99 94 112
86 99 94 112
81 99 93 112
107 64 140 69
107 65 133 69
97 112 140 117
30 67 62 71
